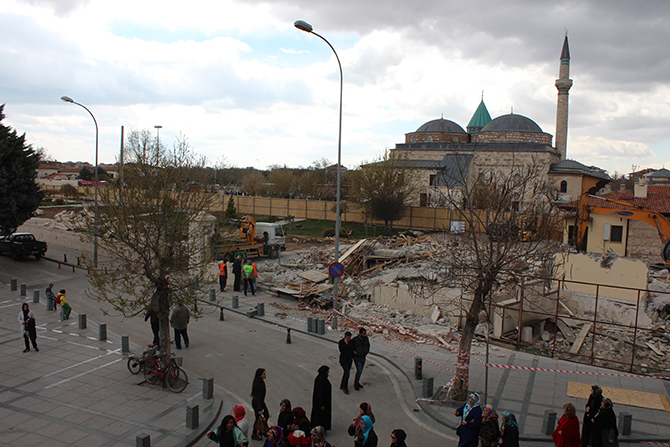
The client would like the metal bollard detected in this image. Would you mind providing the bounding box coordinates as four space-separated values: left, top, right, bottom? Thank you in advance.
415 357 423 380
220 307 224 321
48 299 54 311
186 404 199 429
136 434 150 447
33 290 40 303
209 289 215 301
331 315 338 330
422 377 434 398
202 378 214 400
286 328 292 344
11 278 17 291
64 254 67 263
122 335 130 354
78 314 87 329
232 296 239 308
307 317 315 333
99 323 107 341
541 410 557 435
257 302 264 316
618 412 632 436
317 319 326 335
20 283 27 296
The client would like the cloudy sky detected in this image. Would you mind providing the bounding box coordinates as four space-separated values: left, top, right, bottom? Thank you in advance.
2 0 669 175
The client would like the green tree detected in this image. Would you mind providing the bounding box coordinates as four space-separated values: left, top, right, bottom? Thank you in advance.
225 196 237 219
268 167 295 198
0 104 43 234
78 167 93 180
85 129 216 360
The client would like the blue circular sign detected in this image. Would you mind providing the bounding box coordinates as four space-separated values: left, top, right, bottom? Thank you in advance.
329 262 344 278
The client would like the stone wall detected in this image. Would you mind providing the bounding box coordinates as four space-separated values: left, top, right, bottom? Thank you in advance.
405 132 470 144
627 219 665 264
473 131 553 145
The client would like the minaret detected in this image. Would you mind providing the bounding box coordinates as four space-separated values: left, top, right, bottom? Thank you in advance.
555 33 572 159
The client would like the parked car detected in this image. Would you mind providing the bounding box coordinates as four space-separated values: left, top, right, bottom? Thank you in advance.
0 233 48 260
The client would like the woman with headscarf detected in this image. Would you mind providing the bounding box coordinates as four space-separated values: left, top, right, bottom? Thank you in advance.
592 399 618 447
348 402 376 439
454 392 482 447
208 414 248 447
582 385 603 447
480 404 500 447
310 426 333 447
390 429 407 447
234 405 250 438
290 407 311 435
310 365 332 431
18 302 38 352
498 411 520 447
264 426 288 447
251 368 269 440
277 399 294 434
354 415 378 447
553 403 580 447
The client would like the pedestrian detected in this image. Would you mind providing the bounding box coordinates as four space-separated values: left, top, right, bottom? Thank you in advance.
243 260 255 296
454 392 482 447
170 303 190 349
57 289 72 320
553 403 580 447
264 426 287 447
311 426 333 447
219 259 228 292
251 368 269 441
233 255 242 292
498 411 520 447
390 429 407 447
581 385 603 447
19 302 38 352
290 407 311 434
144 307 160 348
339 331 354 394
310 365 332 431
354 415 378 447
234 404 250 438
45 282 57 311
207 414 248 447
480 404 500 447
348 403 375 440
352 327 370 390
277 399 294 434
592 399 618 447
252 261 259 291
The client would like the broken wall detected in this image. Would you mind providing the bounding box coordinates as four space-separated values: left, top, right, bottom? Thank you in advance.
371 283 466 322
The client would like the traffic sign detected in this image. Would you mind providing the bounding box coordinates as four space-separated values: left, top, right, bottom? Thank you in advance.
329 262 344 278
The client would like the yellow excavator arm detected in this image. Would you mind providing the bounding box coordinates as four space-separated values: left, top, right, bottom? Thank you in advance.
238 215 256 243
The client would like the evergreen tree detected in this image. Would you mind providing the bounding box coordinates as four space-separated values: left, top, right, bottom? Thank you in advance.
225 196 237 219
0 105 43 235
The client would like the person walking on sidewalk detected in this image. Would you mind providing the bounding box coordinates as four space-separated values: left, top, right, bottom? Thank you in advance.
251 368 269 441
219 259 228 292
251 261 258 291
553 403 580 447
454 392 482 447
480 404 500 447
243 260 255 296
233 255 242 292
144 307 160 348
498 411 520 447
310 365 332 431
338 331 354 394
352 327 370 390
581 385 603 447
19 302 39 352
170 303 190 349
46 282 57 311
58 289 72 320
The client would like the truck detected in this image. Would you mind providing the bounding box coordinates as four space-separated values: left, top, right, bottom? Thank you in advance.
213 216 286 260
0 233 48 261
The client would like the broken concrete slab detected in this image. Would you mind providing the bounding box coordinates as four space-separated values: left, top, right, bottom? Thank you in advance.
297 270 329 283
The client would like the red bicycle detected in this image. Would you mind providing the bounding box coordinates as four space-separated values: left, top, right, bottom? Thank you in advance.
142 351 189 393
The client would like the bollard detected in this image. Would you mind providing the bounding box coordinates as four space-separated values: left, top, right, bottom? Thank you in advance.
220 307 224 321
232 296 239 309
332 315 338 330
48 299 54 311
99 323 107 341
286 328 292 344
307 317 315 333
209 289 215 301
422 377 434 398
33 290 39 303
136 434 151 447
122 335 130 354
541 410 557 435
20 283 26 296
186 404 199 429
11 278 17 291
317 319 326 335
257 302 265 317
246 308 258 318
618 411 632 436
78 314 87 329
64 254 67 263
414 357 423 380
202 378 214 400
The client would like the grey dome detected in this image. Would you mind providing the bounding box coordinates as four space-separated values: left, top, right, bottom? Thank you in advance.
416 118 466 133
480 114 542 133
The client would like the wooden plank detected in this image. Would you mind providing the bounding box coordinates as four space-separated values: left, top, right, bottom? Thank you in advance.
297 270 329 283
569 323 592 354
339 239 367 263
557 319 576 343
558 300 575 317
645 341 664 356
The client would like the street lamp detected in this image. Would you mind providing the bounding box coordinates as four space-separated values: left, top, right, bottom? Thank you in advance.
154 125 162 152
60 95 99 267
294 20 343 312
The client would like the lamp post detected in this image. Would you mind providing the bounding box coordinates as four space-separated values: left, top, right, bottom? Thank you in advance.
294 20 343 309
60 96 99 267
154 125 162 152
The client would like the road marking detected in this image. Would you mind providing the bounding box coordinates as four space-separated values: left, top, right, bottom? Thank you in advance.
45 358 123 389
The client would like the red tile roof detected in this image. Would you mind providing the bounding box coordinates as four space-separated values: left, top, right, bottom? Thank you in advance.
561 185 670 214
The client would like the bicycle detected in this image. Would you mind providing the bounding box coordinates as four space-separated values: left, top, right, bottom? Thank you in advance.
127 345 158 375
142 351 189 393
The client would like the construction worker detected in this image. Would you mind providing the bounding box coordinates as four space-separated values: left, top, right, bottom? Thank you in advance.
243 260 255 296
251 261 258 291
219 259 228 292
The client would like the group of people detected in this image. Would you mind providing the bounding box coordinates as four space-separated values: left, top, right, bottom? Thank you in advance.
144 302 191 350
575 385 620 447
19 284 74 353
338 328 371 394
453 393 519 447
220 256 259 296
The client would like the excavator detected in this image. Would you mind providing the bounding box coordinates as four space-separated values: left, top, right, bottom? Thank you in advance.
213 215 285 260
573 193 670 265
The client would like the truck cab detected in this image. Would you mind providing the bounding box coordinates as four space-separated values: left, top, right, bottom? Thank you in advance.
255 222 286 251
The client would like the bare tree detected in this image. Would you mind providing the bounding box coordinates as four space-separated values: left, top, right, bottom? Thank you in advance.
84 130 217 359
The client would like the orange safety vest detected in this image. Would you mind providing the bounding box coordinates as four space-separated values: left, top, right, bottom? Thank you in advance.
252 263 258 277
219 262 227 276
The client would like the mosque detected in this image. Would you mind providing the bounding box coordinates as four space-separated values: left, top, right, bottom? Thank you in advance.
389 35 609 207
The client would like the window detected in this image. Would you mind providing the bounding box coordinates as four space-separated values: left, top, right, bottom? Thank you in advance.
610 225 623 243
560 180 567 193
419 194 428 207
429 174 436 186
427 136 433 143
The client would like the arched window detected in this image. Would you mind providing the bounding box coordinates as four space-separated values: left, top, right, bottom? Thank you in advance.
427 136 433 143
500 136 505 143
560 180 568 193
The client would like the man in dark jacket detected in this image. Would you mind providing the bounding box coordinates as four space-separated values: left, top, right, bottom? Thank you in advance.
352 327 370 390
232 255 242 292
338 331 354 394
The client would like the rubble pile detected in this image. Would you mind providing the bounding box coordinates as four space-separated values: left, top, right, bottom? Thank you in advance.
32 209 90 231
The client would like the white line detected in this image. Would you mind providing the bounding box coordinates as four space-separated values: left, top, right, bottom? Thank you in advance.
43 350 120 378
45 358 123 389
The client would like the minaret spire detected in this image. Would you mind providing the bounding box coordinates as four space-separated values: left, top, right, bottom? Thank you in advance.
555 32 572 159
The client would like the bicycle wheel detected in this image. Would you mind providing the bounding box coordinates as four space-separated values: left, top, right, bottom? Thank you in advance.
143 358 161 385
166 364 188 393
127 356 141 375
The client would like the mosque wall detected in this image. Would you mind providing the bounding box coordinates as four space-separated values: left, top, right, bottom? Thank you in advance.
405 133 470 144
473 131 553 145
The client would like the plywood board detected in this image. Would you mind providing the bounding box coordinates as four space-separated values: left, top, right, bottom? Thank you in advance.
297 270 329 283
569 323 592 354
567 382 670 412
339 239 367 263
